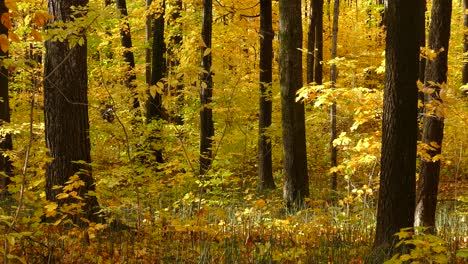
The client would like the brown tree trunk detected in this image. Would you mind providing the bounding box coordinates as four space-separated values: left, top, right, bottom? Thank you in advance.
415 0 452 233
145 0 152 84
146 0 166 164
307 0 317 84
463 0 468 95
374 0 423 254
330 0 340 192
314 0 324 85
258 0 275 191
418 0 427 140
0 0 12 197
44 0 100 223
114 0 138 109
200 0 214 175
279 0 309 208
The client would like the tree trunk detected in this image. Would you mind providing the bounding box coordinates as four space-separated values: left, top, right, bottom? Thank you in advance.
0 0 12 197
374 0 423 253
330 0 340 192
145 0 166 164
307 0 317 84
200 0 214 175
314 0 324 85
418 0 427 140
463 0 468 95
258 0 275 191
415 0 452 233
167 0 184 125
279 0 309 207
44 0 100 223
145 0 152 84
115 0 138 109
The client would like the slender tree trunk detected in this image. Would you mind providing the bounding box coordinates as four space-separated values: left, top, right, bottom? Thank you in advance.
307 0 317 84
374 0 423 253
145 0 152 84
418 1 427 140
463 0 468 95
44 0 100 223
115 0 138 108
146 0 166 164
415 0 452 233
330 0 340 192
0 0 12 197
168 0 184 125
279 0 309 208
200 0 214 174
314 0 324 85
258 0 275 191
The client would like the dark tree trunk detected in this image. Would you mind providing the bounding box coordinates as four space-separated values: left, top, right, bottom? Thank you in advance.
200 0 214 175
307 0 317 84
115 0 138 109
418 0 427 140
258 0 275 191
463 0 468 95
44 0 100 222
314 0 324 85
330 0 340 192
279 0 309 207
145 0 152 84
168 0 184 125
415 0 452 233
374 0 423 253
0 0 12 197
145 0 166 164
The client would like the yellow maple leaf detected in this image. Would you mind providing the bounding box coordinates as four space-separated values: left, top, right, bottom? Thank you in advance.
0 34 9 53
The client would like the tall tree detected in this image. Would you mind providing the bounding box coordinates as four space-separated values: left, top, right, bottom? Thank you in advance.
415 0 452 233
115 0 138 109
0 0 12 197
330 0 340 192
314 0 324 85
463 0 468 96
200 0 214 175
307 0 317 84
279 0 309 207
258 0 275 191
374 0 423 253
145 0 166 163
44 0 100 222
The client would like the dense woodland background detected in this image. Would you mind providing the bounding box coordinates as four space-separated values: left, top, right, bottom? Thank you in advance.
0 0 467 263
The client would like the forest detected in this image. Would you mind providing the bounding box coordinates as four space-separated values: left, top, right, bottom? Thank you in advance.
0 0 467 263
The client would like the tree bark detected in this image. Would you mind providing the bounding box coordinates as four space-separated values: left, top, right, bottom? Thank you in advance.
279 0 309 207
115 0 138 109
258 0 275 191
314 0 324 85
374 0 423 253
330 0 340 192
145 0 166 164
0 0 12 197
463 0 468 96
415 0 452 233
200 0 214 175
307 0 317 84
44 0 100 222
418 0 427 140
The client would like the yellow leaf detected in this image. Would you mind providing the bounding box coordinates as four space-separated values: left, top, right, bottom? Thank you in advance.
1 13 12 29
0 34 9 52
203 48 211 57
31 29 42 42
44 202 58 217
56 192 69 200
5 0 17 11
